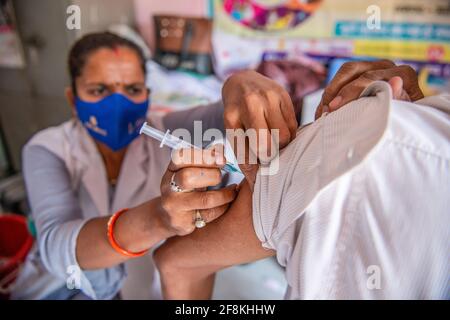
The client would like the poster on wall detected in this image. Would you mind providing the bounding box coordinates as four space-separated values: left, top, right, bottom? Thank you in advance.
0 0 25 68
213 0 450 93
220 0 323 32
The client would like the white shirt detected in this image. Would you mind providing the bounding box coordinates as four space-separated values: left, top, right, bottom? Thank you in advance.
253 82 450 299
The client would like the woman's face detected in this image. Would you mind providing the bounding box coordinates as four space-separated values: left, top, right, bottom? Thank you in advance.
74 46 148 103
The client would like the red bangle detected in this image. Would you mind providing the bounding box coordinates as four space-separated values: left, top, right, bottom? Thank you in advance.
107 208 149 258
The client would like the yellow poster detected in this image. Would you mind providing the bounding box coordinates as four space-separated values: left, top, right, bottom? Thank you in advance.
215 0 450 63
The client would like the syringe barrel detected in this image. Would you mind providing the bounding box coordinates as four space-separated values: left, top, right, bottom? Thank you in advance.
140 122 242 175
139 122 166 141
140 122 194 149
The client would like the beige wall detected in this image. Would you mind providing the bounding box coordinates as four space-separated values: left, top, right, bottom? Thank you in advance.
72 0 136 38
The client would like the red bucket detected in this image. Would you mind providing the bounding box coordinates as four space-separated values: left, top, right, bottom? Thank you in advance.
0 214 34 299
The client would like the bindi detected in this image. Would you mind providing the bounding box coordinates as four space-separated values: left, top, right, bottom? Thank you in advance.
112 46 121 56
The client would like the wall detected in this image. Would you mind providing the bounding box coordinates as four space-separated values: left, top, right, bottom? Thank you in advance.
0 0 136 171
73 0 136 37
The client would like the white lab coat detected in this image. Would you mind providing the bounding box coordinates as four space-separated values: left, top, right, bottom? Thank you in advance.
13 118 170 299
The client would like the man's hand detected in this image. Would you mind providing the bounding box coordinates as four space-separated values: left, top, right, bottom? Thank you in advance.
315 60 425 119
222 70 297 186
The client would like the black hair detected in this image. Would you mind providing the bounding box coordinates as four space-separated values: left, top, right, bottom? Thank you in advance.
68 31 146 95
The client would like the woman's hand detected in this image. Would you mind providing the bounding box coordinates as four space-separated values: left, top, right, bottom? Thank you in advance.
158 146 238 236
222 70 297 185
315 60 425 119
77 146 237 269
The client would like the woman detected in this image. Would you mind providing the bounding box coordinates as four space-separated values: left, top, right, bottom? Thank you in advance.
11 32 297 300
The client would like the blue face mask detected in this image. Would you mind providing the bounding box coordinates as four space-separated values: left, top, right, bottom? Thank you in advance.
75 93 149 151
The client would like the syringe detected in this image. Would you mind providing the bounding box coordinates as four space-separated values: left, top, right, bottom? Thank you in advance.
139 122 242 174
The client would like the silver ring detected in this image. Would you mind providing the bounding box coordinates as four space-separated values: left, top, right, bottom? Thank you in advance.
194 210 206 228
170 172 184 193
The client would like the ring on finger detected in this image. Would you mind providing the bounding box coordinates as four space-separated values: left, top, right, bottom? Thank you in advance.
170 172 184 193
194 210 206 228
170 171 195 193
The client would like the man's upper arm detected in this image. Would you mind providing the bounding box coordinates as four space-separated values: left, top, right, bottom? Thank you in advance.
155 180 274 272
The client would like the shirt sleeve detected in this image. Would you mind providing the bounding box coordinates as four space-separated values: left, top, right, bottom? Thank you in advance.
22 144 126 300
162 100 225 140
